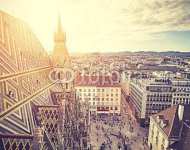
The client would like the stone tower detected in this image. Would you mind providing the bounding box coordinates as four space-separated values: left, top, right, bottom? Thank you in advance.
52 15 74 91
52 15 71 67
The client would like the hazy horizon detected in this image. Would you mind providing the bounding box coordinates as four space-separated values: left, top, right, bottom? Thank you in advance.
0 0 190 53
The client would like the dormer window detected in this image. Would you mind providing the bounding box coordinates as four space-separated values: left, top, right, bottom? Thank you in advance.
7 90 15 99
161 119 168 128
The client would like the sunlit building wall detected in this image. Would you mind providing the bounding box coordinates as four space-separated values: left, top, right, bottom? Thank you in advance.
75 75 121 114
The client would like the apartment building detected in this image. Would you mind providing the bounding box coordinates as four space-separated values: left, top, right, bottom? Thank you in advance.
129 78 190 126
172 79 190 105
75 75 121 115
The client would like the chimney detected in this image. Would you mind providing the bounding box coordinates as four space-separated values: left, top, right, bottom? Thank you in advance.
178 105 184 121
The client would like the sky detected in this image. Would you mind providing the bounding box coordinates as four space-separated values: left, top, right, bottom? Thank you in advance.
0 0 190 53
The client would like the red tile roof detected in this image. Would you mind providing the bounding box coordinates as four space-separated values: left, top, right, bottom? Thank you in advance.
166 105 190 150
152 104 190 139
152 105 181 138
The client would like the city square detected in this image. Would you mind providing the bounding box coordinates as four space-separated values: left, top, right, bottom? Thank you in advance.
90 113 148 150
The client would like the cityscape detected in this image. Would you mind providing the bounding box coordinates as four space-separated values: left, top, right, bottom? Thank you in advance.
0 0 190 150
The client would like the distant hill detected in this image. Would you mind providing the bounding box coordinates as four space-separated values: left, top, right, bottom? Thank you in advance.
158 51 190 57
96 51 190 58
133 51 190 58
72 51 190 58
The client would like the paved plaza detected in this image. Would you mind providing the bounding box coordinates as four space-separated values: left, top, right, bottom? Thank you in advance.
90 112 149 150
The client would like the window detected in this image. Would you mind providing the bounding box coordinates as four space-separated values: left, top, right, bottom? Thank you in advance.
161 145 164 150
155 136 158 145
66 83 68 89
162 138 165 145
155 131 159 145
151 130 154 138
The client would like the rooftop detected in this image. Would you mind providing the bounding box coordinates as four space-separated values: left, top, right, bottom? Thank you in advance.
152 104 190 139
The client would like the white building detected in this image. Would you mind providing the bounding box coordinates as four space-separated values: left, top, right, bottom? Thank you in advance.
172 79 190 105
129 78 190 126
75 75 121 115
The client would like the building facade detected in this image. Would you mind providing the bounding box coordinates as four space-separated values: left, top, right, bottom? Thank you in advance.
129 78 190 125
75 75 121 115
172 79 190 105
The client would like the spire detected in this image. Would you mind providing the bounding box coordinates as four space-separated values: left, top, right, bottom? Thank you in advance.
57 14 63 33
52 14 71 67
54 14 65 43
